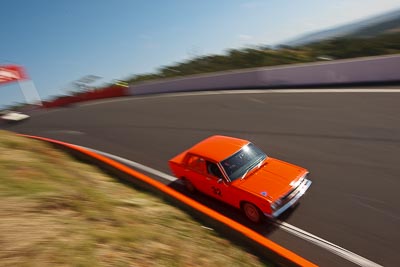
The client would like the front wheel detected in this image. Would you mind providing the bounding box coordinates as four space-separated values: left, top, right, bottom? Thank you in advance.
242 202 263 223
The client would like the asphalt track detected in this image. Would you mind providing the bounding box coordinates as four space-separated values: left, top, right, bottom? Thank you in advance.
2 89 400 266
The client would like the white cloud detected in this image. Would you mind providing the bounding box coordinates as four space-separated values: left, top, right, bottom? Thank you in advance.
238 34 253 41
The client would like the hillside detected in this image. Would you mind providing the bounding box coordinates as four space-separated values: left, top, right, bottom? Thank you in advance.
128 31 400 84
285 8 400 46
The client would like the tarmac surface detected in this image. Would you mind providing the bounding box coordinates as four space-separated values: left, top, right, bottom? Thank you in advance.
3 89 400 266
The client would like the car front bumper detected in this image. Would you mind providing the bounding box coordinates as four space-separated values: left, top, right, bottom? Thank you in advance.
265 178 312 219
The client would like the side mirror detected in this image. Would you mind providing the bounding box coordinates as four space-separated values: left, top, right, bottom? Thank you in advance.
217 178 223 184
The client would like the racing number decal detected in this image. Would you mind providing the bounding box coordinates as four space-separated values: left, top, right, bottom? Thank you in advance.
212 186 222 197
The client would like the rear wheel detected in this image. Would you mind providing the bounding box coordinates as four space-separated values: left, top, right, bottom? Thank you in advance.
242 202 263 223
182 178 196 193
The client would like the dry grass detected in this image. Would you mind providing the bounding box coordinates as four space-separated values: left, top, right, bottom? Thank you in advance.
0 130 269 267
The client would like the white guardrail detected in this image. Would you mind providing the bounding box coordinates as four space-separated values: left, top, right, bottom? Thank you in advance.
128 54 400 95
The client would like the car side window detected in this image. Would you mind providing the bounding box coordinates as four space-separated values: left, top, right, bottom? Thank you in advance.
206 161 224 179
186 155 206 173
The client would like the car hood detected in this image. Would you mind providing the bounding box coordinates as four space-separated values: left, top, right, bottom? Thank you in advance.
235 158 307 201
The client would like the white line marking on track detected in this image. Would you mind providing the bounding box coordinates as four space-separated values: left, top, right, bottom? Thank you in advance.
80 146 178 182
275 221 383 267
77 144 384 267
164 88 400 96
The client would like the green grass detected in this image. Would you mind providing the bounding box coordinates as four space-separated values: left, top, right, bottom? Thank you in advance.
0 130 270 267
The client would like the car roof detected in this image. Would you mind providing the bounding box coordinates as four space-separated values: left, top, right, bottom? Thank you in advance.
189 135 250 162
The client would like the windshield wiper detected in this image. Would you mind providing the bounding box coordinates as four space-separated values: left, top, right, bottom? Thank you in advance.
240 168 251 180
240 158 265 180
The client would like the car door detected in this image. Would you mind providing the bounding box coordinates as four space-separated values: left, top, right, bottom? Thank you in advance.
203 160 233 202
184 154 209 192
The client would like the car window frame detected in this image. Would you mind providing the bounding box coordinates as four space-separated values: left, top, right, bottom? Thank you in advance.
184 153 230 182
205 160 225 180
184 153 207 174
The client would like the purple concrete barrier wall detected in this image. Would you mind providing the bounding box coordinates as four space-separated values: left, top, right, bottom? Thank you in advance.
257 55 400 85
128 55 400 95
130 70 259 95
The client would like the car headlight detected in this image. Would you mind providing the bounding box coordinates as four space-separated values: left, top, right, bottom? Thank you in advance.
271 199 282 210
290 173 307 188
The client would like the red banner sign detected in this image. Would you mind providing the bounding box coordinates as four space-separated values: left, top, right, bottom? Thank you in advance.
0 65 28 85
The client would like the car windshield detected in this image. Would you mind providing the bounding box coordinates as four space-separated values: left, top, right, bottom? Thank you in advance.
221 143 267 181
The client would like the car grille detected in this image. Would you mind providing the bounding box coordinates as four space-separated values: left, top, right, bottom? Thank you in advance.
276 175 308 208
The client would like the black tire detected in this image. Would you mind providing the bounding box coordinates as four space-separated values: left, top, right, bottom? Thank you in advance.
242 202 263 223
183 178 196 193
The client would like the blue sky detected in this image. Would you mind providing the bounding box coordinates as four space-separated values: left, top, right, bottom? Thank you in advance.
1 0 400 108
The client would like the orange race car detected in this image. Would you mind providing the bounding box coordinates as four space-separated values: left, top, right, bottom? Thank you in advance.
169 135 312 223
